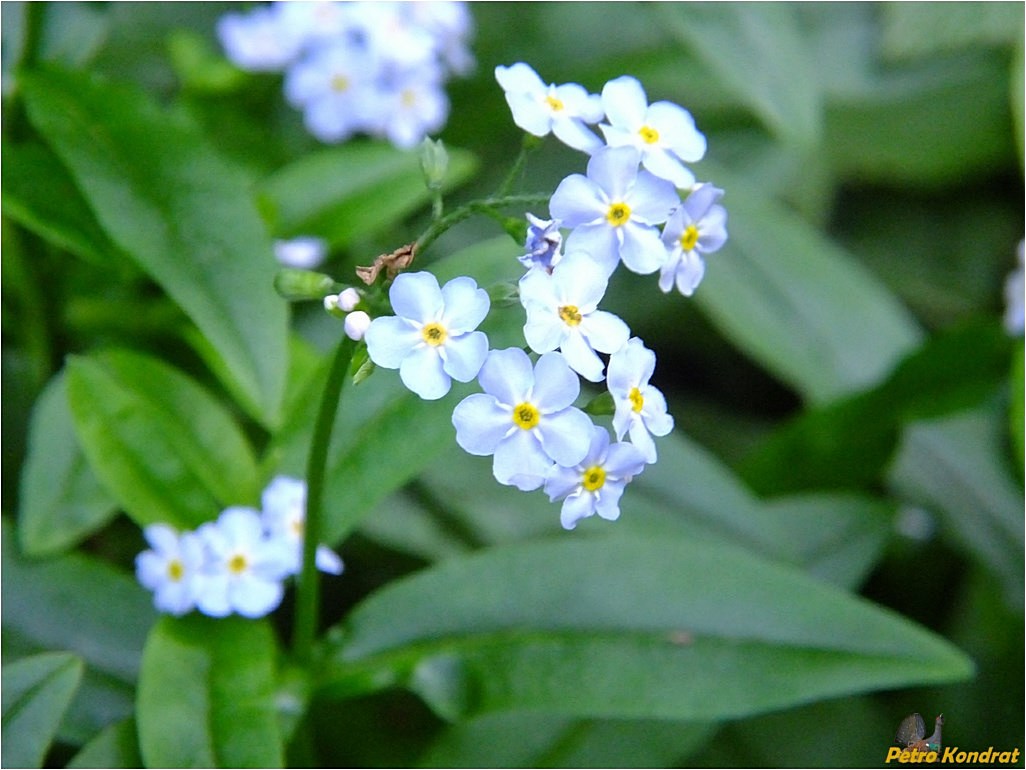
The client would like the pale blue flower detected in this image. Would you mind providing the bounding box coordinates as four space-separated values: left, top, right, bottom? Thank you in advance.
549 145 679 276
217 4 306 72
452 349 593 491
364 64 450 149
495 62 604 152
274 236 327 269
365 272 490 400
261 476 344 576
194 507 293 619
606 337 674 463
519 213 563 273
599 75 706 189
544 425 647 530
519 252 630 382
659 183 728 296
1004 240 1024 336
136 524 206 616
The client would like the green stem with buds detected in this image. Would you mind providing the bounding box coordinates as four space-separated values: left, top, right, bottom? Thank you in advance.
293 335 358 664
415 193 551 257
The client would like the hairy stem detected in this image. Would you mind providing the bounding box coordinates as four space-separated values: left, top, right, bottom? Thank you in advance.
414 193 551 257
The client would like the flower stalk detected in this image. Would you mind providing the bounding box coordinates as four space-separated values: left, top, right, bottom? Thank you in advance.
293 334 358 664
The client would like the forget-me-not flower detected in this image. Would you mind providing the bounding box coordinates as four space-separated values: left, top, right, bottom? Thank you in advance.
217 4 306 72
274 236 328 269
136 524 206 616
544 425 647 530
606 337 674 463
452 349 593 491
549 145 679 276
365 272 490 400
519 252 630 382
193 507 293 619
519 213 563 273
261 476 344 576
1004 240 1024 336
495 62 604 153
600 75 707 190
659 183 728 296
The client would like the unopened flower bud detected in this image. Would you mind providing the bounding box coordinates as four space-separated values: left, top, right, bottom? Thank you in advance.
419 137 449 190
275 268 337 301
344 310 371 341
337 287 361 312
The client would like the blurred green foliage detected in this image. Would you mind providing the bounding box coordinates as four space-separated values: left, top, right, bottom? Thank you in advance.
2 2 1022 767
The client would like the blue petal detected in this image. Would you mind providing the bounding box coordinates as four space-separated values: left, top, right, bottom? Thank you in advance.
452 393 513 455
493 429 552 490
532 352 580 411
441 276 490 331
536 406 593 466
365 316 420 369
390 271 443 322
399 345 451 400
477 347 534 405
550 173 606 227
442 331 489 382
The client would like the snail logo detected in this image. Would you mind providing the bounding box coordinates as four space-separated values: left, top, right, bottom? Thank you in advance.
884 713 1022 764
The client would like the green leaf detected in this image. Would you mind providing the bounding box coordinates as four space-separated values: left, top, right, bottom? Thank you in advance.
879 3 1024 59
257 141 478 249
1 519 154 743
2 652 84 769
136 616 284 768
694 163 923 403
887 403 1025 609
17 372 119 556
424 711 715 768
740 320 1014 494
321 537 972 721
21 66 288 425
0 141 124 268
661 4 822 148
67 719 142 769
66 349 260 529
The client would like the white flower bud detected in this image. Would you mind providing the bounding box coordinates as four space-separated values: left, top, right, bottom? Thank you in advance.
338 287 361 312
344 310 371 341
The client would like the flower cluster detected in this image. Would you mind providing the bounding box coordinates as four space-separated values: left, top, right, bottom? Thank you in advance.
135 477 342 618
217 1 473 148
345 64 724 530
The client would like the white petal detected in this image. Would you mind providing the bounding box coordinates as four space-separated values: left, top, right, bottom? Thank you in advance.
536 407 593 467
365 316 420 369
154 581 195 616
544 464 583 502
492 429 552 490
495 62 545 94
549 174 606 227
564 224 620 278
230 574 284 618
477 347 534 405
642 149 696 189
440 276 490 331
399 345 450 400
505 92 552 136
604 442 648 478
560 492 596 530
554 252 609 310
136 551 169 591
579 310 630 354
593 481 627 521
627 169 680 222
523 312 564 354
601 76 648 129
315 546 344 575
560 331 605 382
628 420 658 463
441 331 489 382
619 223 669 275
552 117 603 153
389 272 443 322
647 101 707 161
452 393 513 455
531 352 580 411
587 145 640 200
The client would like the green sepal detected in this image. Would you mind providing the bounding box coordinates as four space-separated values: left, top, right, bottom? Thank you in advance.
274 268 340 302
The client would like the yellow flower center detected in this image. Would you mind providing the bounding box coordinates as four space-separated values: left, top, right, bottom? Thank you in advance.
680 224 699 251
512 402 540 430
228 554 248 574
606 202 631 227
629 386 644 413
291 518 304 537
558 305 583 326
639 125 660 144
167 559 184 582
421 322 448 347
330 74 350 93
582 465 606 492
401 88 417 108
545 94 565 112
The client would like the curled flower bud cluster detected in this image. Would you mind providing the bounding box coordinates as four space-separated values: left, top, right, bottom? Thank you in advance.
217 1 474 148
135 477 342 618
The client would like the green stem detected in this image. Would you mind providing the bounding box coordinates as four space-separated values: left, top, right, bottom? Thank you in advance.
414 193 551 257
496 135 539 198
293 335 358 664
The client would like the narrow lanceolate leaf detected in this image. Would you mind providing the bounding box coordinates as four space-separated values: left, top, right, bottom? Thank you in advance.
18 372 119 556
1 520 155 743
693 164 923 403
67 719 142 769
66 350 260 529
137 616 283 769
21 66 288 425
320 537 973 721
2 652 84 769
